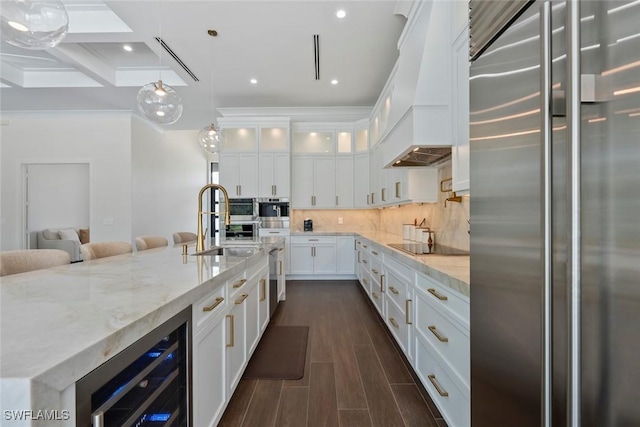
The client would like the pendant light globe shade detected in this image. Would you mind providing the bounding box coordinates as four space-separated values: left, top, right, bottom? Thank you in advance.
136 80 183 125
198 123 222 154
0 0 69 49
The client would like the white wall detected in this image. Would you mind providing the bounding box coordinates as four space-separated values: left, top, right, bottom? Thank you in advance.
0 112 132 250
131 118 208 244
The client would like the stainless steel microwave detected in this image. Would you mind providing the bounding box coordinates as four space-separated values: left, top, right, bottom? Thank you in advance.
228 198 257 221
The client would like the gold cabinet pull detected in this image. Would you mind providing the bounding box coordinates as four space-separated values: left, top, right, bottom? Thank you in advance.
260 279 266 301
367 194 370 205
406 299 412 324
357 252 361 263
428 325 449 342
362 259 368 264
371 192 375 204
372 268 379 275
336 196 339 206
272 184 276 195
428 375 449 397
372 292 379 299
232 278 247 289
203 296 224 312
363 244 368 248
389 286 399 295
226 315 235 347
235 293 249 304
372 250 378 255
309 238 319 241
427 288 448 301
278 260 283 275
395 181 401 198
380 274 385 292
381 188 386 202
389 317 399 328
363 278 369 285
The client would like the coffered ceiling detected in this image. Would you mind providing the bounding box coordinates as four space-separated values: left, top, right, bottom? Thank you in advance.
0 0 408 129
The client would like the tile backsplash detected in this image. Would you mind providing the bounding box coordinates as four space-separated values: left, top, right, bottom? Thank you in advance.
291 164 470 250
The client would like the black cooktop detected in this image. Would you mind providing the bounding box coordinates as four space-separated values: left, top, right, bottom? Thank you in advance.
387 242 469 256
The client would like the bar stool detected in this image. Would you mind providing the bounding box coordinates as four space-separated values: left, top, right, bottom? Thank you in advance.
0 249 71 276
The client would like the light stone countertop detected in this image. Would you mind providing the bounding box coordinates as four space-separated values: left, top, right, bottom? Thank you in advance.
0 239 283 426
292 230 470 296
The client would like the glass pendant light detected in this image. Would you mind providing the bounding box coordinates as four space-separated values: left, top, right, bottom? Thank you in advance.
136 1 183 125
137 79 183 125
0 0 69 49
198 29 222 154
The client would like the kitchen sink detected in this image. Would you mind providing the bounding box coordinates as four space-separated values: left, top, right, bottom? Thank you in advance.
191 246 259 257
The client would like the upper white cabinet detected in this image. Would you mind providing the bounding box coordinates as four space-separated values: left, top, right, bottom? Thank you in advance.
220 127 257 152
353 153 370 208
335 156 354 208
451 25 470 192
292 130 334 154
219 153 259 198
259 153 290 197
291 155 336 209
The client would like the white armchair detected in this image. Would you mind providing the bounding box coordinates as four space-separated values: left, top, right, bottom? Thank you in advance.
37 228 82 262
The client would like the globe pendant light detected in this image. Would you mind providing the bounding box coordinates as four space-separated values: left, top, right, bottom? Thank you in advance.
136 1 183 125
0 0 69 50
137 79 183 125
198 122 222 154
198 28 222 154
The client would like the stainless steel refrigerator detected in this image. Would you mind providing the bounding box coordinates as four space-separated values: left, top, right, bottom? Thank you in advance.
469 1 640 426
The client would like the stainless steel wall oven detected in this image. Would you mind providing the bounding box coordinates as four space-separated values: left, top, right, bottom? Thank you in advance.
76 307 191 427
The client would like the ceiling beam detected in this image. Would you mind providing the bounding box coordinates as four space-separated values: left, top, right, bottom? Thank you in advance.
47 44 116 87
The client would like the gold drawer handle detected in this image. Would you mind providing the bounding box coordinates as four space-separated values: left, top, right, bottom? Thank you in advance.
260 279 266 301
363 244 368 248
233 278 247 289
428 375 449 397
226 315 234 347
372 250 378 255
428 325 449 343
372 292 379 299
235 293 249 304
427 288 448 301
371 268 379 274
406 299 412 324
362 259 368 264
389 317 399 328
203 296 224 312
363 278 369 285
389 286 399 295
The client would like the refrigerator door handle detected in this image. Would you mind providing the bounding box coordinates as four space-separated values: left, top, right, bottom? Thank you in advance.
540 2 553 426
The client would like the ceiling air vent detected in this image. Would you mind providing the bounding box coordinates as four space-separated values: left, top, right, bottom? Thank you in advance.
155 37 199 82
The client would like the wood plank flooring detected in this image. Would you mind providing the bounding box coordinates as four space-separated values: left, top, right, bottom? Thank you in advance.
218 280 447 427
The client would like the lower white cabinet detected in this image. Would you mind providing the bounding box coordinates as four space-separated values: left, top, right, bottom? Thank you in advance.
192 257 271 427
336 236 355 274
259 228 290 275
193 311 227 427
290 235 337 275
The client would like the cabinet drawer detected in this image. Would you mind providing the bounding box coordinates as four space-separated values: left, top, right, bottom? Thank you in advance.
370 258 383 291
385 297 409 356
385 269 409 314
415 335 470 427
416 272 469 327
247 255 268 281
193 285 226 330
416 289 469 387
368 244 383 261
385 256 414 283
227 271 249 299
291 235 336 244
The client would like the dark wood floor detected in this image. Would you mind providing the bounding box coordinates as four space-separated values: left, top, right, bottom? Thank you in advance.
218 280 448 427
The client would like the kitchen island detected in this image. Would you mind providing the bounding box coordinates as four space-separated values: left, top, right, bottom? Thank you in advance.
0 239 283 426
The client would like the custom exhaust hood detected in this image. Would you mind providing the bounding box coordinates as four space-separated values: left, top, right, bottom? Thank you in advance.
378 0 453 168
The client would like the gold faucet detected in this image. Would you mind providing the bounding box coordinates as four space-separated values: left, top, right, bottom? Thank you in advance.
196 183 231 252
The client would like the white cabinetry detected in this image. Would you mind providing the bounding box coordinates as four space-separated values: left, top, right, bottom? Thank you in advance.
219 153 259 198
258 228 290 276
259 153 290 197
290 235 337 275
354 153 370 208
452 26 470 192
291 155 336 209
336 235 355 275
335 156 354 208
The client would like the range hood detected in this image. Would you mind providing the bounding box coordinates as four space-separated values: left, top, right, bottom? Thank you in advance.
378 0 454 169
392 146 451 167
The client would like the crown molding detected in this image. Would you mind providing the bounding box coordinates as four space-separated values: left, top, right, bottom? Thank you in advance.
217 106 372 123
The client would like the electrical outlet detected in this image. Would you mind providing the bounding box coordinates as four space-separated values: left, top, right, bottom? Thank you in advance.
338 217 343 224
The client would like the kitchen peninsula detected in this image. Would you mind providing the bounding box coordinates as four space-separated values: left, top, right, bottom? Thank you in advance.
0 239 283 427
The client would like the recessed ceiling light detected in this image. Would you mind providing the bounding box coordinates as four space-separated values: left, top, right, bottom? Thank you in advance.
331 79 338 85
336 9 346 19
250 78 258 84
123 44 133 52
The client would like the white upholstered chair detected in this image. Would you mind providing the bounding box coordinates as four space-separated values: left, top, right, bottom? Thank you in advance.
172 232 197 244
135 236 169 251
80 242 132 261
0 249 71 277
36 228 82 262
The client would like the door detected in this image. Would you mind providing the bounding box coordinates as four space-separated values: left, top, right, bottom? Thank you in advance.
237 154 258 197
290 243 313 275
273 153 290 197
25 163 89 249
219 154 239 196
313 156 335 208
291 156 314 208
354 153 370 207
313 244 337 275
226 300 246 394
335 156 354 208
193 315 226 427
258 153 276 197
